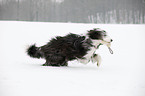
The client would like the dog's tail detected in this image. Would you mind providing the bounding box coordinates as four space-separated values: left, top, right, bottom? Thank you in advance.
27 44 43 59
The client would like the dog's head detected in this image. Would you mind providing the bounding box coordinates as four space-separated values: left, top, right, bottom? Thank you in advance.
87 28 113 47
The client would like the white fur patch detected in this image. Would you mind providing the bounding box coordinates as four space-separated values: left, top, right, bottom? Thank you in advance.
103 36 111 42
95 54 102 67
78 59 89 64
78 39 101 64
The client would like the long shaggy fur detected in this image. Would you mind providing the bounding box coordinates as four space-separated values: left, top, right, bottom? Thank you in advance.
27 44 43 59
27 28 112 67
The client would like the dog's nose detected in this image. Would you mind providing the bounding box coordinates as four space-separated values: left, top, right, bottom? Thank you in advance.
111 39 113 42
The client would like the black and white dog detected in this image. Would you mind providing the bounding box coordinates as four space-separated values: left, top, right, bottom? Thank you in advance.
27 28 113 67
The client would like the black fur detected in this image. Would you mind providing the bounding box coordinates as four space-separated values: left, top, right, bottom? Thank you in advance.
87 28 106 40
27 29 106 67
27 33 93 66
27 44 43 59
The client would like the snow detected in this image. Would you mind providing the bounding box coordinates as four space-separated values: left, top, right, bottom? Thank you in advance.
0 21 145 96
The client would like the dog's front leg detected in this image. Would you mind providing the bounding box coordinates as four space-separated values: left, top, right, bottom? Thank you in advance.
91 54 102 67
78 58 90 64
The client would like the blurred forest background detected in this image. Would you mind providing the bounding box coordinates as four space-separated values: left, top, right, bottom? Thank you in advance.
0 0 145 24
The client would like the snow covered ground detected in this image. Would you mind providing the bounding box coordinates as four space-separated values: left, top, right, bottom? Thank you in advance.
0 21 145 96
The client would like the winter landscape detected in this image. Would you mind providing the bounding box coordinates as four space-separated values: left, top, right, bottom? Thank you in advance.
0 21 145 96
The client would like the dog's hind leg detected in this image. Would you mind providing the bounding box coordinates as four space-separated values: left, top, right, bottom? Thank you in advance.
60 61 68 66
42 55 68 67
42 61 61 66
91 54 102 67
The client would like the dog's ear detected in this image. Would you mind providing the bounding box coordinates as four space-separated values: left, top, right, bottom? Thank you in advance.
88 28 101 33
88 29 94 33
87 29 103 40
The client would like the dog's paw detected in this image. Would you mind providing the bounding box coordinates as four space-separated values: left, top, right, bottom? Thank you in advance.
97 62 101 67
96 55 102 67
91 54 102 67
